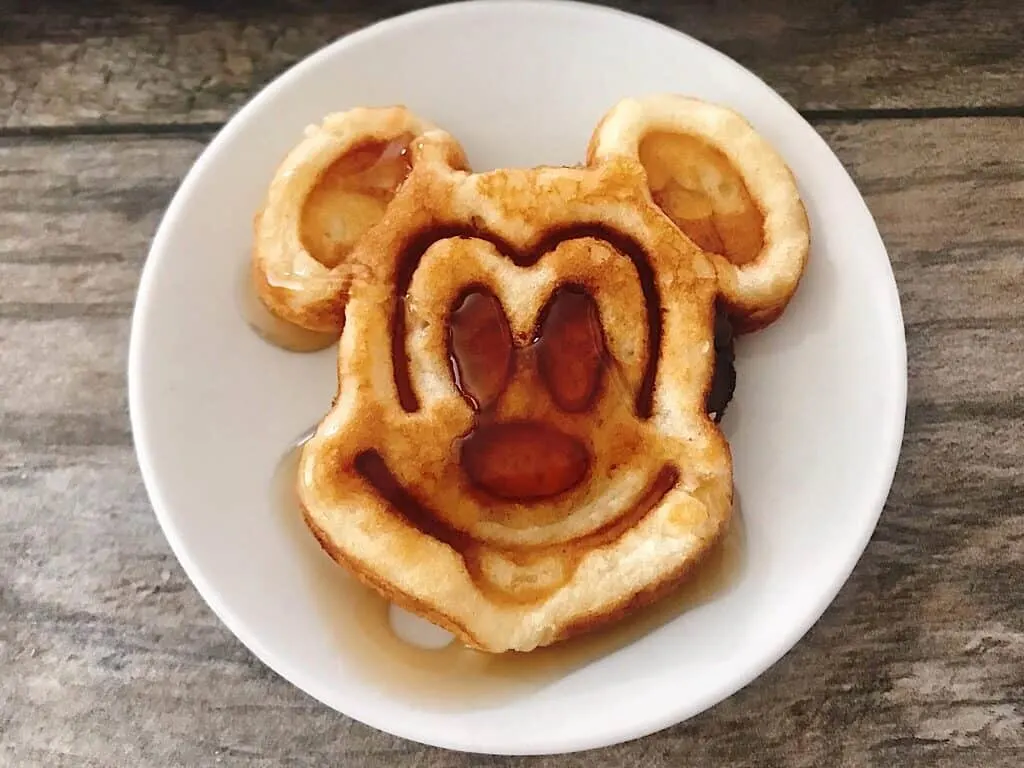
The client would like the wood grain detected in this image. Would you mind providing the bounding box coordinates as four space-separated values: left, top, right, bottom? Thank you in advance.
2 0 1023 131
1 116 1022 766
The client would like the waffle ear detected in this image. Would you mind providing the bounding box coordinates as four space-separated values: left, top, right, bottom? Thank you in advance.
252 106 468 333
588 94 809 332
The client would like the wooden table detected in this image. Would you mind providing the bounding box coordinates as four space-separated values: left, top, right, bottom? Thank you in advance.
2 2 1021 765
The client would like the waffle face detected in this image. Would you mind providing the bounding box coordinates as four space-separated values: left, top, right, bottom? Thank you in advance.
252 95 809 652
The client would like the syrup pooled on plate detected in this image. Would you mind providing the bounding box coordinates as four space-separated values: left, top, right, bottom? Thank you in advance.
237 259 340 353
274 438 745 708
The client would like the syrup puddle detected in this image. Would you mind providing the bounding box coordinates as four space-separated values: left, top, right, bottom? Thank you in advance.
274 438 746 709
237 259 339 353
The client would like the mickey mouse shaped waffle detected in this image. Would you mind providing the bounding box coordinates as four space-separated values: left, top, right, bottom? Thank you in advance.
251 96 809 652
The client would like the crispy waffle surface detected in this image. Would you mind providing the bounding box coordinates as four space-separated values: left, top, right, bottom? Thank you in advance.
254 96 810 652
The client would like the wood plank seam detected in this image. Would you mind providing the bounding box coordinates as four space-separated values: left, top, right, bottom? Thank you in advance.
3 107 1024 140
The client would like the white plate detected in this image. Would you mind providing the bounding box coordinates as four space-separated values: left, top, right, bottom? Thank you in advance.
128 0 906 755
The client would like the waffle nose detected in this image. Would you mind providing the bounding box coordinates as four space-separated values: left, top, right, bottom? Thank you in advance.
459 421 590 501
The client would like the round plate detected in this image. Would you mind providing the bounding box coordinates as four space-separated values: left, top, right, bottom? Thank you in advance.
129 0 906 755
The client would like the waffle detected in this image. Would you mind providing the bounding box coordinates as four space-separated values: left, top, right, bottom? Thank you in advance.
252 106 468 332
252 95 809 652
589 95 809 332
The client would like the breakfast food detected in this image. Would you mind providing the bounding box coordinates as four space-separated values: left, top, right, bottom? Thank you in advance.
252 106 468 332
251 95 809 652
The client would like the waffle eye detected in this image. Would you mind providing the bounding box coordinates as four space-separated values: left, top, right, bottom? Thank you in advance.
535 285 607 413
447 288 514 409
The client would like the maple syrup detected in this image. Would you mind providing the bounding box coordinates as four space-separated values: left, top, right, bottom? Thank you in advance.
447 285 607 502
447 288 513 410
237 258 339 352
274 440 746 709
300 137 413 268
639 131 765 266
459 420 591 501
535 286 607 412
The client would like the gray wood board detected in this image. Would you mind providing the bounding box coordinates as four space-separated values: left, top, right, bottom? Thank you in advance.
2 0 1023 131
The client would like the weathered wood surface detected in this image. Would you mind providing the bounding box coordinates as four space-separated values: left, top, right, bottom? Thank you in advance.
2 0 1023 764
2 0 1024 131
1 115 1022 766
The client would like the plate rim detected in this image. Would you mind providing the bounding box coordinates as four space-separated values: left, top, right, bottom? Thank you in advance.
127 0 908 755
